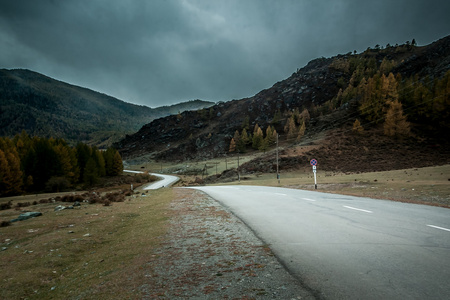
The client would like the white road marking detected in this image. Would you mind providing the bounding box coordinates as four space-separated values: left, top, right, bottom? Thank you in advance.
275 193 287 196
343 205 373 213
427 225 450 232
302 198 316 202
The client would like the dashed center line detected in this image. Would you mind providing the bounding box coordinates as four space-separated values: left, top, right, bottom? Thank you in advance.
274 193 287 196
427 225 450 232
302 198 316 202
343 205 373 213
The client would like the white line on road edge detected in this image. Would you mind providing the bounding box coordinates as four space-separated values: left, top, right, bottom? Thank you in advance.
343 205 373 213
302 198 316 202
427 225 450 232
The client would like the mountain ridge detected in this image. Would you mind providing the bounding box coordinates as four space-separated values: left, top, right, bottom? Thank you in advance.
115 35 450 173
0 68 214 146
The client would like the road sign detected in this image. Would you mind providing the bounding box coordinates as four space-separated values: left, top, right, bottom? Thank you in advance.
310 159 318 189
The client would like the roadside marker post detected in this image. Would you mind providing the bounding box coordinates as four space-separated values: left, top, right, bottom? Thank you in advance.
310 159 318 190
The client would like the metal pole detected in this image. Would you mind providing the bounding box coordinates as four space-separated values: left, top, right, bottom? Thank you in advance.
238 152 240 182
314 170 317 189
276 134 280 184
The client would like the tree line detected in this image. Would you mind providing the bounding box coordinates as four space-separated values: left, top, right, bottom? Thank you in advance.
0 131 123 197
229 124 278 153
326 53 450 136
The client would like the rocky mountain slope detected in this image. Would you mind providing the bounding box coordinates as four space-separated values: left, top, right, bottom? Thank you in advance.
115 35 450 174
0 69 213 146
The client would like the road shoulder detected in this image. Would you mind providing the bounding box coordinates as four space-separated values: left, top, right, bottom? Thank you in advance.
139 188 314 299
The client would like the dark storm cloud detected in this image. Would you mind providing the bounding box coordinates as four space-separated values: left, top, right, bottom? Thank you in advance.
1 0 449 107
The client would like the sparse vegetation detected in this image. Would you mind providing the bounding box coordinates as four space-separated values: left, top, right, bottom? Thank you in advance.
0 187 174 299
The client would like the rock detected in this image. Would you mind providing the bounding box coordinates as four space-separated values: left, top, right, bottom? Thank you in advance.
73 201 81 207
10 212 43 222
54 205 66 212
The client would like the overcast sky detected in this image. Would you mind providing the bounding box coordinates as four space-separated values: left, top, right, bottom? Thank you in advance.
1 0 449 107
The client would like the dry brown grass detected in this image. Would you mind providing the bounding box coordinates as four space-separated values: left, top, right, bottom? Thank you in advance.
0 188 173 299
209 164 450 208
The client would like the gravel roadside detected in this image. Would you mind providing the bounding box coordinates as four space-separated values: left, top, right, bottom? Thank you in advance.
139 188 315 299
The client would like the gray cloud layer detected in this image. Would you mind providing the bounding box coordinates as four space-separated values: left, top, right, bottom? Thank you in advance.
1 0 449 107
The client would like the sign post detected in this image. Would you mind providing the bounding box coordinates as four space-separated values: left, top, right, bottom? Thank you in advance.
310 159 318 190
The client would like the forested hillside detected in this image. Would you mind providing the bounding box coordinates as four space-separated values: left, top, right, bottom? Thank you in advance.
0 69 213 146
0 131 123 197
116 36 450 163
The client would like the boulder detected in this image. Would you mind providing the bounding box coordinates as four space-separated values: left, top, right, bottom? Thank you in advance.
10 212 43 222
54 205 66 212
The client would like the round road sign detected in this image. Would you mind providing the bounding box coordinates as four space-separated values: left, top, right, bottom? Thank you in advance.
310 159 318 166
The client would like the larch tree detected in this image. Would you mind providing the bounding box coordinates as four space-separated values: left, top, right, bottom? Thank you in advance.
384 100 410 137
297 121 306 142
252 126 264 150
55 144 73 178
285 116 297 140
0 149 11 196
111 151 123 176
93 149 106 177
352 119 364 135
83 158 99 185
239 128 250 152
233 130 241 148
265 126 275 146
5 151 23 195
381 73 399 102
229 138 236 153
103 148 116 176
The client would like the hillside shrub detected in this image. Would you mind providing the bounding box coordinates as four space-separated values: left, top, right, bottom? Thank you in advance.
15 202 31 208
0 201 12 210
1 220 11 227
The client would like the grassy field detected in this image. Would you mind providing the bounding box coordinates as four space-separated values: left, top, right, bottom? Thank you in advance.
203 164 450 207
131 154 449 207
0 188 173 299
128 153 259 176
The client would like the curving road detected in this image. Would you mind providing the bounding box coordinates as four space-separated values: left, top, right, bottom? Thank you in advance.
189 185 450 299
123 170 179 189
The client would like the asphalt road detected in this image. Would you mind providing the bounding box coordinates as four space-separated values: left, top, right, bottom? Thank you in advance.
190 185 450 299
123 170 179 189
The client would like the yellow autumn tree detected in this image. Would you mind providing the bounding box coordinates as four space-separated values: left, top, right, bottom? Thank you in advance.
384 100 410 137
285 116 297 140
252 125 264 150
229 138 236 153
297 121 306 142
352 119 364 134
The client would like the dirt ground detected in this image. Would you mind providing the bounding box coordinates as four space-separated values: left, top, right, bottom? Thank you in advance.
140 188 316 299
